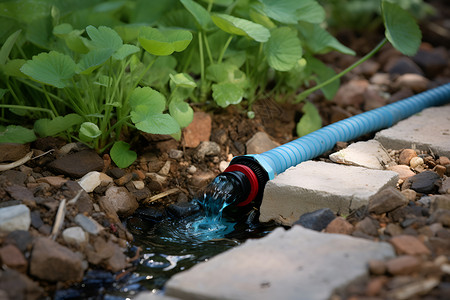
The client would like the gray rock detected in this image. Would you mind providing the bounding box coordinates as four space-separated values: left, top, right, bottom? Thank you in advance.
30 237 85 282
103 186 139 217
375 105 450 158
5 185 36 206
413 48 448 77
62 181 93 214
368 187 409 214
107 167 126 179
30 211 44 229
164 226 395 300
74 214 104 235
260 161 398 226
354 217 380 236
0 205 31 233
194 141 221 160
329 140 393 170
134 207 165 222
167 202 200 218
1 170 27 185
246 132 279 154
4 230 34 253
62 226 89 248
386 56 423 75
48 150 104 178
293 208 336 231
408 171 440 194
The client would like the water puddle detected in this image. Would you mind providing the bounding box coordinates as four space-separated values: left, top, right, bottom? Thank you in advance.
55 175 276 299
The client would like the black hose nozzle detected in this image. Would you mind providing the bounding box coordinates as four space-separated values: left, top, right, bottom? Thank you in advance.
221 156 270 207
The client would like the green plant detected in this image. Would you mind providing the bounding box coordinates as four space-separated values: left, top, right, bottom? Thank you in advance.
1 24 193 168
176 0 355 114
0 0 423 166
292 0 422 136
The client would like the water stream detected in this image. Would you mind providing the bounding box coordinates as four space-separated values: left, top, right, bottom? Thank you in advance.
55 175 276 299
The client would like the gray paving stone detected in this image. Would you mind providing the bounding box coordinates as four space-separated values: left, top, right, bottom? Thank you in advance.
259 161 398 226
375 105 450 157
329 140 394 169
162 226 395 300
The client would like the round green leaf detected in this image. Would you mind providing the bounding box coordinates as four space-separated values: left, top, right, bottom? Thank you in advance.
212 82 244 108
382 1 421 56
129 87 166 114
180 0 212 30
86 25 123 51
0 125 36 143
139 27 193 56
169 73 197 88
296 101 322 137
79 122 102 142
264 27 302 71
20 51 76 88
257 0 324 24
77 48 114 75
110 141 137 169
112 44 140 60
211 13 270 43
53 23 73 37
169 100 194 128
131 112 181 135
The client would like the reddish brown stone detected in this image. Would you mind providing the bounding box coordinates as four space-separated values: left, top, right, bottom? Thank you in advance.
182 111 212 148
386 255 421 275
29 237 84 282
389 235 431 256
368 260 387 275
0 244 28 273
398 149 417 165
366 276 388 296
438 156 450 166
325 217 354 235
333 79 369 107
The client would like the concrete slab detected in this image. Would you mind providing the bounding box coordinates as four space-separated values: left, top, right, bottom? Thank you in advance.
162 226 395 300
259 161 398 225
329 140 394 169
375 105 450 157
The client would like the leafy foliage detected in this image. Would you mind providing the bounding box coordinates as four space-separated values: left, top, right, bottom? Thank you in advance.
0 0 423 167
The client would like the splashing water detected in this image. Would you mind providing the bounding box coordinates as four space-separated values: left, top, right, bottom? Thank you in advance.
188 174 242 241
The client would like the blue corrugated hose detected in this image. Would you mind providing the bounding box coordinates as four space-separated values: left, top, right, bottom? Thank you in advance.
224 83 450 206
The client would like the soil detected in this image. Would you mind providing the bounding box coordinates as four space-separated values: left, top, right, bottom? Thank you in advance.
1 1 450 298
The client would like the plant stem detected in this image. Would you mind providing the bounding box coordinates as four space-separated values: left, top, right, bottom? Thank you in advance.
0 104 56 118
217 36 233 64
295 38 388 102
203 33 213 65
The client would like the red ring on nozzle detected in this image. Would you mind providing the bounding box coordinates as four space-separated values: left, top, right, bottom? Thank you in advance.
224 164 259 206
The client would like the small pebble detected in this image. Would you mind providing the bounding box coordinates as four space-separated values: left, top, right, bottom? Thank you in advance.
410 156 424 168
219 161 229 172
132 181 145 190
169 149 183 160
187 165 197 174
